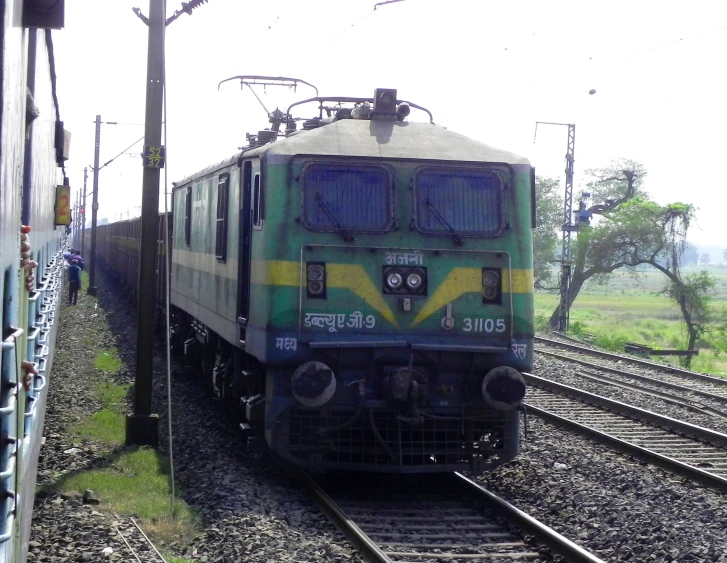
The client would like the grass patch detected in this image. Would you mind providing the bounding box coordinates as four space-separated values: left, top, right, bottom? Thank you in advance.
69 380 129 443
48 447 199 547
535 269 727 376
94 350 122 373
54 295 201 561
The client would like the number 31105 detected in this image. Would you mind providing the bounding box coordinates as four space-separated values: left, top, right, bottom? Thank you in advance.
463 318 506 333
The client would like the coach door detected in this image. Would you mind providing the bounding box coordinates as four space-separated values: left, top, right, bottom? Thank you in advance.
236 160 255 346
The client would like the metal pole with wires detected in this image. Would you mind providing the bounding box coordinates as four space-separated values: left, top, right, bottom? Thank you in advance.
126 0 165 447
127 0 212 449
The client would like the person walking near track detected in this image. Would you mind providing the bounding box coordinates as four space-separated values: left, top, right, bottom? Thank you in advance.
68 259 81 305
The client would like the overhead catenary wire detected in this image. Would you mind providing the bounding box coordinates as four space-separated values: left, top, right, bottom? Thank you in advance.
321 0 408 47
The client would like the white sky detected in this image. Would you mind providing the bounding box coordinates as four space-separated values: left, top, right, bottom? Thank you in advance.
52 0 727 247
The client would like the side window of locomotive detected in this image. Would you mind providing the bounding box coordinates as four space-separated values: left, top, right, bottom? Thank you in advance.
301 163 394 232
215 173 229 261
184 186 192 246
413 167 505 236
252 173 262 230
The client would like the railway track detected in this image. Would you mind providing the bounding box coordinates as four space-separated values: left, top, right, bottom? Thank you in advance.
524 373 727 490
282 463 605 562
535 336 727 404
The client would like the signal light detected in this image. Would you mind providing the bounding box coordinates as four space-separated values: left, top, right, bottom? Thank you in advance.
23 0 65 29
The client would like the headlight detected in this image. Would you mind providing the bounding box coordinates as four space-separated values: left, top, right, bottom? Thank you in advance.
386 271 403 289
406 272 422 289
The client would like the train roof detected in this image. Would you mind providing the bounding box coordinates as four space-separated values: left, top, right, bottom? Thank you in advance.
260 120 530 164
174 119 530 188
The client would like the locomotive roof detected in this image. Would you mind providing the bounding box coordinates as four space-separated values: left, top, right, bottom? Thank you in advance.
261 120 530 164
174 120 529 187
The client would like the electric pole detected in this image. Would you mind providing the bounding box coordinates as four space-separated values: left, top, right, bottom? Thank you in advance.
127 0 211 447
534 122 576 332
126 0 165 447
88 115 101 295
81 166 87 257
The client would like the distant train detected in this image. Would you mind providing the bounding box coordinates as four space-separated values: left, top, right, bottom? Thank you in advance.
96 85 535 474
1 2 68 561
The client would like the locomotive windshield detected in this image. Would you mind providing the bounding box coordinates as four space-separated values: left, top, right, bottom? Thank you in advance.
414 167 504 236
302 163 394 232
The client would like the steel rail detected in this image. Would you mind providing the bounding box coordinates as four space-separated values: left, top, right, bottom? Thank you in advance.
276 451 606 562
534 336 727 385
536 348 727 404
450 473 606 563
574 369 727 419
524 373 727 490
273 456 393 563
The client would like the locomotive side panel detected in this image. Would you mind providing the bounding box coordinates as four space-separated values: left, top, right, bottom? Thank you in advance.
170 164 242 347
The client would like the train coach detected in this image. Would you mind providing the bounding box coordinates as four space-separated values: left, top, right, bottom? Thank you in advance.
1 2 69 561
98 87 535 474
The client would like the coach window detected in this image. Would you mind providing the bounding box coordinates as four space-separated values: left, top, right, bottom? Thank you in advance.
413 167 505 237
252 173 263 229
184 186 192 246
215 173 229 261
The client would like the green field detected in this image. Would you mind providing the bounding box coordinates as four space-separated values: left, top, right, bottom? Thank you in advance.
535 265 727 376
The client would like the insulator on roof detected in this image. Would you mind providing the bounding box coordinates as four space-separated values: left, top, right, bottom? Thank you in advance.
257 130 277 145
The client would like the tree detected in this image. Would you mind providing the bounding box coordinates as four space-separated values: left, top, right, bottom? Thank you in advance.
700 253 710 265
662 271 716 367
723 248 727 262
548 159 650 328
533 176 562 290
609 200 724 367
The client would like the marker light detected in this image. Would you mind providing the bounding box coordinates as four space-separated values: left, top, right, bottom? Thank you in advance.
307 263 326 298
481 269 501 303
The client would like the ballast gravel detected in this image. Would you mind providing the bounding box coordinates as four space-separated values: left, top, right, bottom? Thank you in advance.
30 272 363 563
31 276 727 562
533 354 727 434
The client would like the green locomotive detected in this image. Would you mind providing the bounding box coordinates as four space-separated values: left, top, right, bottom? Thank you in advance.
171 87 534 473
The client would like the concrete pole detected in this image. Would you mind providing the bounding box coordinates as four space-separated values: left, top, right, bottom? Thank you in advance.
81 166 87 256
87 115 101 295
126 0 163 447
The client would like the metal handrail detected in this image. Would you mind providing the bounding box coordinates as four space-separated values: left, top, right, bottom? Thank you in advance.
26 327 40 363
0 393 17 417
32 373 46 393
0 455 16 481
0 491 18 543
